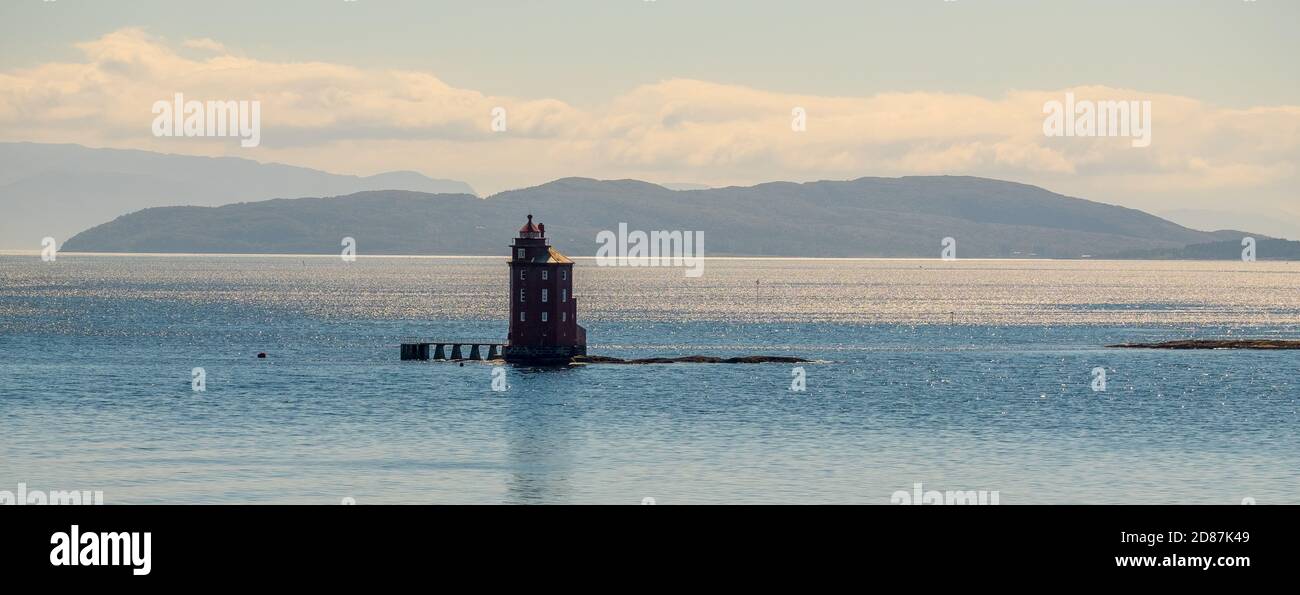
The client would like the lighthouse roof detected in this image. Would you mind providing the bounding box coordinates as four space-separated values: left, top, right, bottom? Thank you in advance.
519 214 542 235
546 247 573 264
516 246 573 264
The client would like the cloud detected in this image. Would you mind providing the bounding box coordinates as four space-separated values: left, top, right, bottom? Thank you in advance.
1 27 1297 229
181 38 226 53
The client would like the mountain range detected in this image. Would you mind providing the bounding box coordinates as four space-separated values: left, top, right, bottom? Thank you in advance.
62 174 1281 259
0 143 474 249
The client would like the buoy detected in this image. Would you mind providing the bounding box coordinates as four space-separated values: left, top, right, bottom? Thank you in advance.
257 352 267 359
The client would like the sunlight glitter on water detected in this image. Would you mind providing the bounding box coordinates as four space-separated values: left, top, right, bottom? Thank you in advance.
3 256 1298 326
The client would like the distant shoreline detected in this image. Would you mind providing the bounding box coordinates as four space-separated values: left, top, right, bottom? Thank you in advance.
3 251 1297 263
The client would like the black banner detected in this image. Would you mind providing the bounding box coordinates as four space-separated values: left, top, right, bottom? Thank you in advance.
1 505 1287 583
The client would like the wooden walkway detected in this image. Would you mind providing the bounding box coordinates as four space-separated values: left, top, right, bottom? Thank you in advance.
400 341 505 361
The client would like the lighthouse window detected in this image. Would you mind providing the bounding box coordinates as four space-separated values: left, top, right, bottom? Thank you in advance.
541 289 548 303
561 289 567 302
520 270 526 280
519 288 525 302
517 248 524 259
541 311 548 322
561 269 567 281
542 270 548 281
561 312 567 322
519 311 526 322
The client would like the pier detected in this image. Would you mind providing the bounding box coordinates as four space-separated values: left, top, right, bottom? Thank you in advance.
400 341 504 361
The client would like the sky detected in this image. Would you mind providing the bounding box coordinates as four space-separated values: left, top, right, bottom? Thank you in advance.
2 0 1297 235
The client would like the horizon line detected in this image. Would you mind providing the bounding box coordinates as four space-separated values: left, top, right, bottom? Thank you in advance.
3 251 1294 265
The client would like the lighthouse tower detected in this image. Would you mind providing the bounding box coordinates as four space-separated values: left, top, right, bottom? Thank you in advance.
504 214 586 363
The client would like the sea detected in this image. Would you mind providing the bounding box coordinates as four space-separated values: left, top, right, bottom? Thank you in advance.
1 255 1297 504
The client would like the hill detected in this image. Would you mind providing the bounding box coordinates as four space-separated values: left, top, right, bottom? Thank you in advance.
62 176 1277 258
0 142 474 249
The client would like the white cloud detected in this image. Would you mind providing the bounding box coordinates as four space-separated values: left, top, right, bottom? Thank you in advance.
182 38 226 53
2 27 1297 232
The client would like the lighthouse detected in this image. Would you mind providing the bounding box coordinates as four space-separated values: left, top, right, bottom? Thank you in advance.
504 214 587 363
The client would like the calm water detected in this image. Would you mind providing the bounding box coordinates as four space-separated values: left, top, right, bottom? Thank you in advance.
1 255 1298 504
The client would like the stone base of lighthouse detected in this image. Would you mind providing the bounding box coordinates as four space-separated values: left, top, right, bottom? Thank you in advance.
502 344 587 365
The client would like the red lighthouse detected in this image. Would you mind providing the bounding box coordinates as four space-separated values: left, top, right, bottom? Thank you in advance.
504 214 586 363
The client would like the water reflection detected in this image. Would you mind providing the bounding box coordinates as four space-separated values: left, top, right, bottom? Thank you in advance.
503 365 582 504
